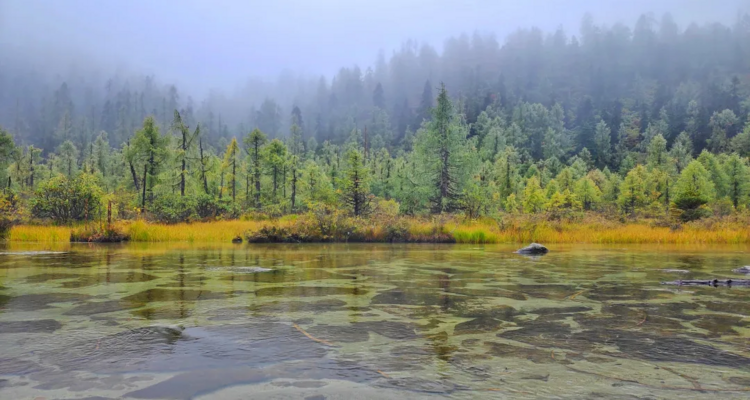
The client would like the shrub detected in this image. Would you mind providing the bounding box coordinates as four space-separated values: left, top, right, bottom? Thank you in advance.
195 193 221 219
0 192 21 239
30 173 102 224
151 194 198 223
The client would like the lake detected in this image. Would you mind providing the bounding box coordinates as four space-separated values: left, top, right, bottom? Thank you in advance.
1 242 750 399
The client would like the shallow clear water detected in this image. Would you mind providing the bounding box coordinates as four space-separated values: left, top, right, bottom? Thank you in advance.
2 242 750 399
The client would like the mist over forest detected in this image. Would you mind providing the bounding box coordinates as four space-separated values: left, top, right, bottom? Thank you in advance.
1 1 750 227
1 1 748 153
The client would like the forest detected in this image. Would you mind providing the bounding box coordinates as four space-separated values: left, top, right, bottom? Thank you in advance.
1 11 750 242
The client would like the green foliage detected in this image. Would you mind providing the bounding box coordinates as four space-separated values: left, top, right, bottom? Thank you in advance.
414 83 476 213
522 176 546 213
0 127 15 186
340 149 371 216
574 177 602 211
618 165 650 215
697 150 728 198
731 120 750 157
723 153 750 209
673 160 715 221
646 134 669 170
151 193 198 224
30 173 103 224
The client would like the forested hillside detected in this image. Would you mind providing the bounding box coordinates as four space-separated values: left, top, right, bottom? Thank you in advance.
1 11 750 230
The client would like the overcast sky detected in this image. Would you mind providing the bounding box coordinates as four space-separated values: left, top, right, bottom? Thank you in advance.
1 0 747 96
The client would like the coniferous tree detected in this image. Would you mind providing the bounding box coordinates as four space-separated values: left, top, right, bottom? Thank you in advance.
222 138 240 203
723 153 749 209
673 160 714 221
341 149 370 216
414 83 474 213
244 129 267 208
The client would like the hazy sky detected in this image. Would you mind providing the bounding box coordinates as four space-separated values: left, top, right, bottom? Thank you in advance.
1 0 747 96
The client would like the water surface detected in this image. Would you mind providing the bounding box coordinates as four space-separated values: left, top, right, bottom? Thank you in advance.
1 242 750 399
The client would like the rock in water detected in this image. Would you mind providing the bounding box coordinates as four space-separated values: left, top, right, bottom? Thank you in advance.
516 243 549 255
733 266 750 274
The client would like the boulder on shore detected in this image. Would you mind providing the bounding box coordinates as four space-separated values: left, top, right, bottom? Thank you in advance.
515 243 549 255
733 266 750 274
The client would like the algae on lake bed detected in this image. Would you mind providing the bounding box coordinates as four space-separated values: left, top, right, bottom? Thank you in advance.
1 242 750 399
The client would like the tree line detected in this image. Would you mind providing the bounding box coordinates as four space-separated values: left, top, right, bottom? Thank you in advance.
1 10 750 224
1 82 748 225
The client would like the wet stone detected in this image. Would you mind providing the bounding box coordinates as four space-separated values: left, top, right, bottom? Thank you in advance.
0 319 62 334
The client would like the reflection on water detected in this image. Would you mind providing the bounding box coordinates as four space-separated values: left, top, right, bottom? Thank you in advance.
1 243 750 399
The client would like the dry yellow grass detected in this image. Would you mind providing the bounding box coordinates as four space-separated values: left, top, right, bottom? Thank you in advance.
7 214 750 244
8 225 72 242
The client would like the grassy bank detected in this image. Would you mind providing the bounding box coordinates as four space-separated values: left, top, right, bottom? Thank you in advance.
5 213 750 244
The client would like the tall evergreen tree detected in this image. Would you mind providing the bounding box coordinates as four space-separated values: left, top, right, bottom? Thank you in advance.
414 83 474 213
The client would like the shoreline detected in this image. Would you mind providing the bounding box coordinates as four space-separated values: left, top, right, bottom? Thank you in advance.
5 214 750 244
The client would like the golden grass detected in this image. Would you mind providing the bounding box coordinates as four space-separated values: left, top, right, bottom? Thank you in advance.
8 225 71 242
6 213 750 244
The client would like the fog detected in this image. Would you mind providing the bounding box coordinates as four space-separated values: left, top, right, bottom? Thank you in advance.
1 0 748 152
2 0 745 95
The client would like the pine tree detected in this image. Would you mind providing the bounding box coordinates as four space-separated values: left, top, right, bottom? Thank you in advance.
522 175 546 213
414 83 475 213
618 165 650 215
341 149 370 216
417 80 433 125
697 150 728 198
707 109 738 153
372 83 385 109
266 139 287 201
222 138 240 203
669 132 693 172
723 153 749 209
575 177 602 210
645 134 665 169
244 128 267 208
55 140 79 178
592 119 611 168
131 117 167 210
673 160 714 221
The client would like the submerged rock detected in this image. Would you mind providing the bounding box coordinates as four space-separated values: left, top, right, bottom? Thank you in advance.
515 243 548 255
